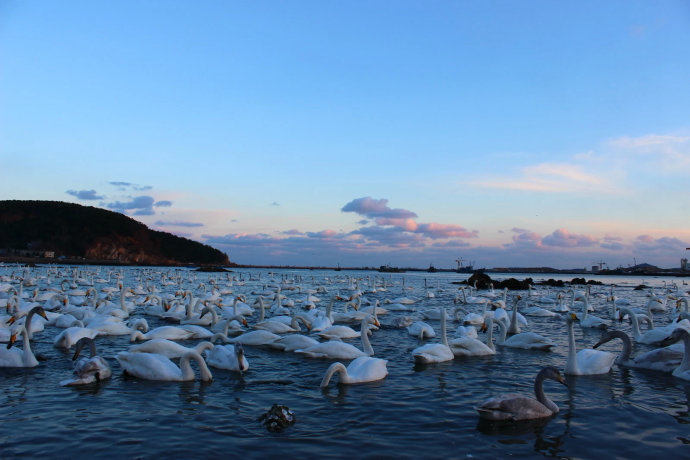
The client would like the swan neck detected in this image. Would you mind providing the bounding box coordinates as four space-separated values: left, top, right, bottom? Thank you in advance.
485 318 495 351
320 362 348 387
20 326 36 365
440 307 448 346
534 370 558 414
194 341 215 355
495 317 507 344
361 319 374 356
676 331 690 374
625 309 642 338
566 319 578 374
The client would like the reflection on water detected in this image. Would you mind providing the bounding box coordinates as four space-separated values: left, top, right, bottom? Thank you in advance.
0 267 688 458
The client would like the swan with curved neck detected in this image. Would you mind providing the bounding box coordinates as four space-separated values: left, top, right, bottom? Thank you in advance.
619 306 690 345
412 307 454 364
296 315 379 359
659 328 690 380
565 314 615 375
116 350 213 381
6 306 48 339
593 330 682 373
205 341 249 372
320 355 388 387
128 338 215 359
574 296 607 329
450 319 495 357
483 316 554 350
2 324 39 367
255 315 311 334
475 366 567 421
61 337 112 385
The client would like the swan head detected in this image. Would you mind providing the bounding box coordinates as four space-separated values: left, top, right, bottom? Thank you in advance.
593 331 615 349
235 343 247 372
542 366 567 386
7 326 22 349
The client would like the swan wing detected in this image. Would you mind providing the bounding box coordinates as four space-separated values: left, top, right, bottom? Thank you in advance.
575 349 615 375
116 352 181 381
345 357 388 383
449 337 494 356
412 344 454 363
476 394 552 421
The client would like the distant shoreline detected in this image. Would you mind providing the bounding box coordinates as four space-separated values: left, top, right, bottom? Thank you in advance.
1 256 688 277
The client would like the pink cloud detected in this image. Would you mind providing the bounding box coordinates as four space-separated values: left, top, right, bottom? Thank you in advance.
415 223 478 239
542 228 598 248
342 197 418 219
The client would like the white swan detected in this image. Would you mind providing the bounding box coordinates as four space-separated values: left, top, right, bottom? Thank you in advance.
319 356 388 387
268 334 319 352
61 337 112 385
593 330 682 373
254 315 311 334
449 320 495 357
296 315 378 359
475 366 567 421
412 307 454 364
229 329 280 347
483 316 555 351
1 325 39 367
565 314 615 375
575 296 607 329
619 307 690 345
116 350 213 381
407 321 436 340
129 325 206 342
128 338 215 359
205 342 249 372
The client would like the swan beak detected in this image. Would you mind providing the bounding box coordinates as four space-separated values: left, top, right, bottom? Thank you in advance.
307 324 312 332
570 313 578 321
374 319 380 328
480 322 487 333
242 318 248 327
144 296 150 303
72 349 81 361
557 374 567 386
38 309 48 321
6 316 16 325
164 302 171 312
618 313 623 322
593 340 602 349
7 333 17 349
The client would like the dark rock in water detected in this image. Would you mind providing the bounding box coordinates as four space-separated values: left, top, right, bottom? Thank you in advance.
633 284 647 291
570 278 603 286
540 279 565 287
259 404 296 432
195 266 230 272
467 272 493 289
466 273 533 290
497 277 533 290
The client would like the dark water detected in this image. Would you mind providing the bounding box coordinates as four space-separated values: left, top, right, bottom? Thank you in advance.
1 267 689 459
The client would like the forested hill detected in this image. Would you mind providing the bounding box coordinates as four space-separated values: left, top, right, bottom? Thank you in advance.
0 200 230 266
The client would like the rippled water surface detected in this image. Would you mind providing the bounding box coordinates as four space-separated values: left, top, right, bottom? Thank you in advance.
1 266 689 458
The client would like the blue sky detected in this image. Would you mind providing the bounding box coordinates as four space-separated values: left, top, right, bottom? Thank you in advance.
2 1 689 269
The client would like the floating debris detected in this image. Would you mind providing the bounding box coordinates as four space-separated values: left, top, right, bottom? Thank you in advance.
259 404 296 432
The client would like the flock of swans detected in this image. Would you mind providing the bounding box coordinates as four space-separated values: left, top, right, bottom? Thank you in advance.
1 265 689 424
